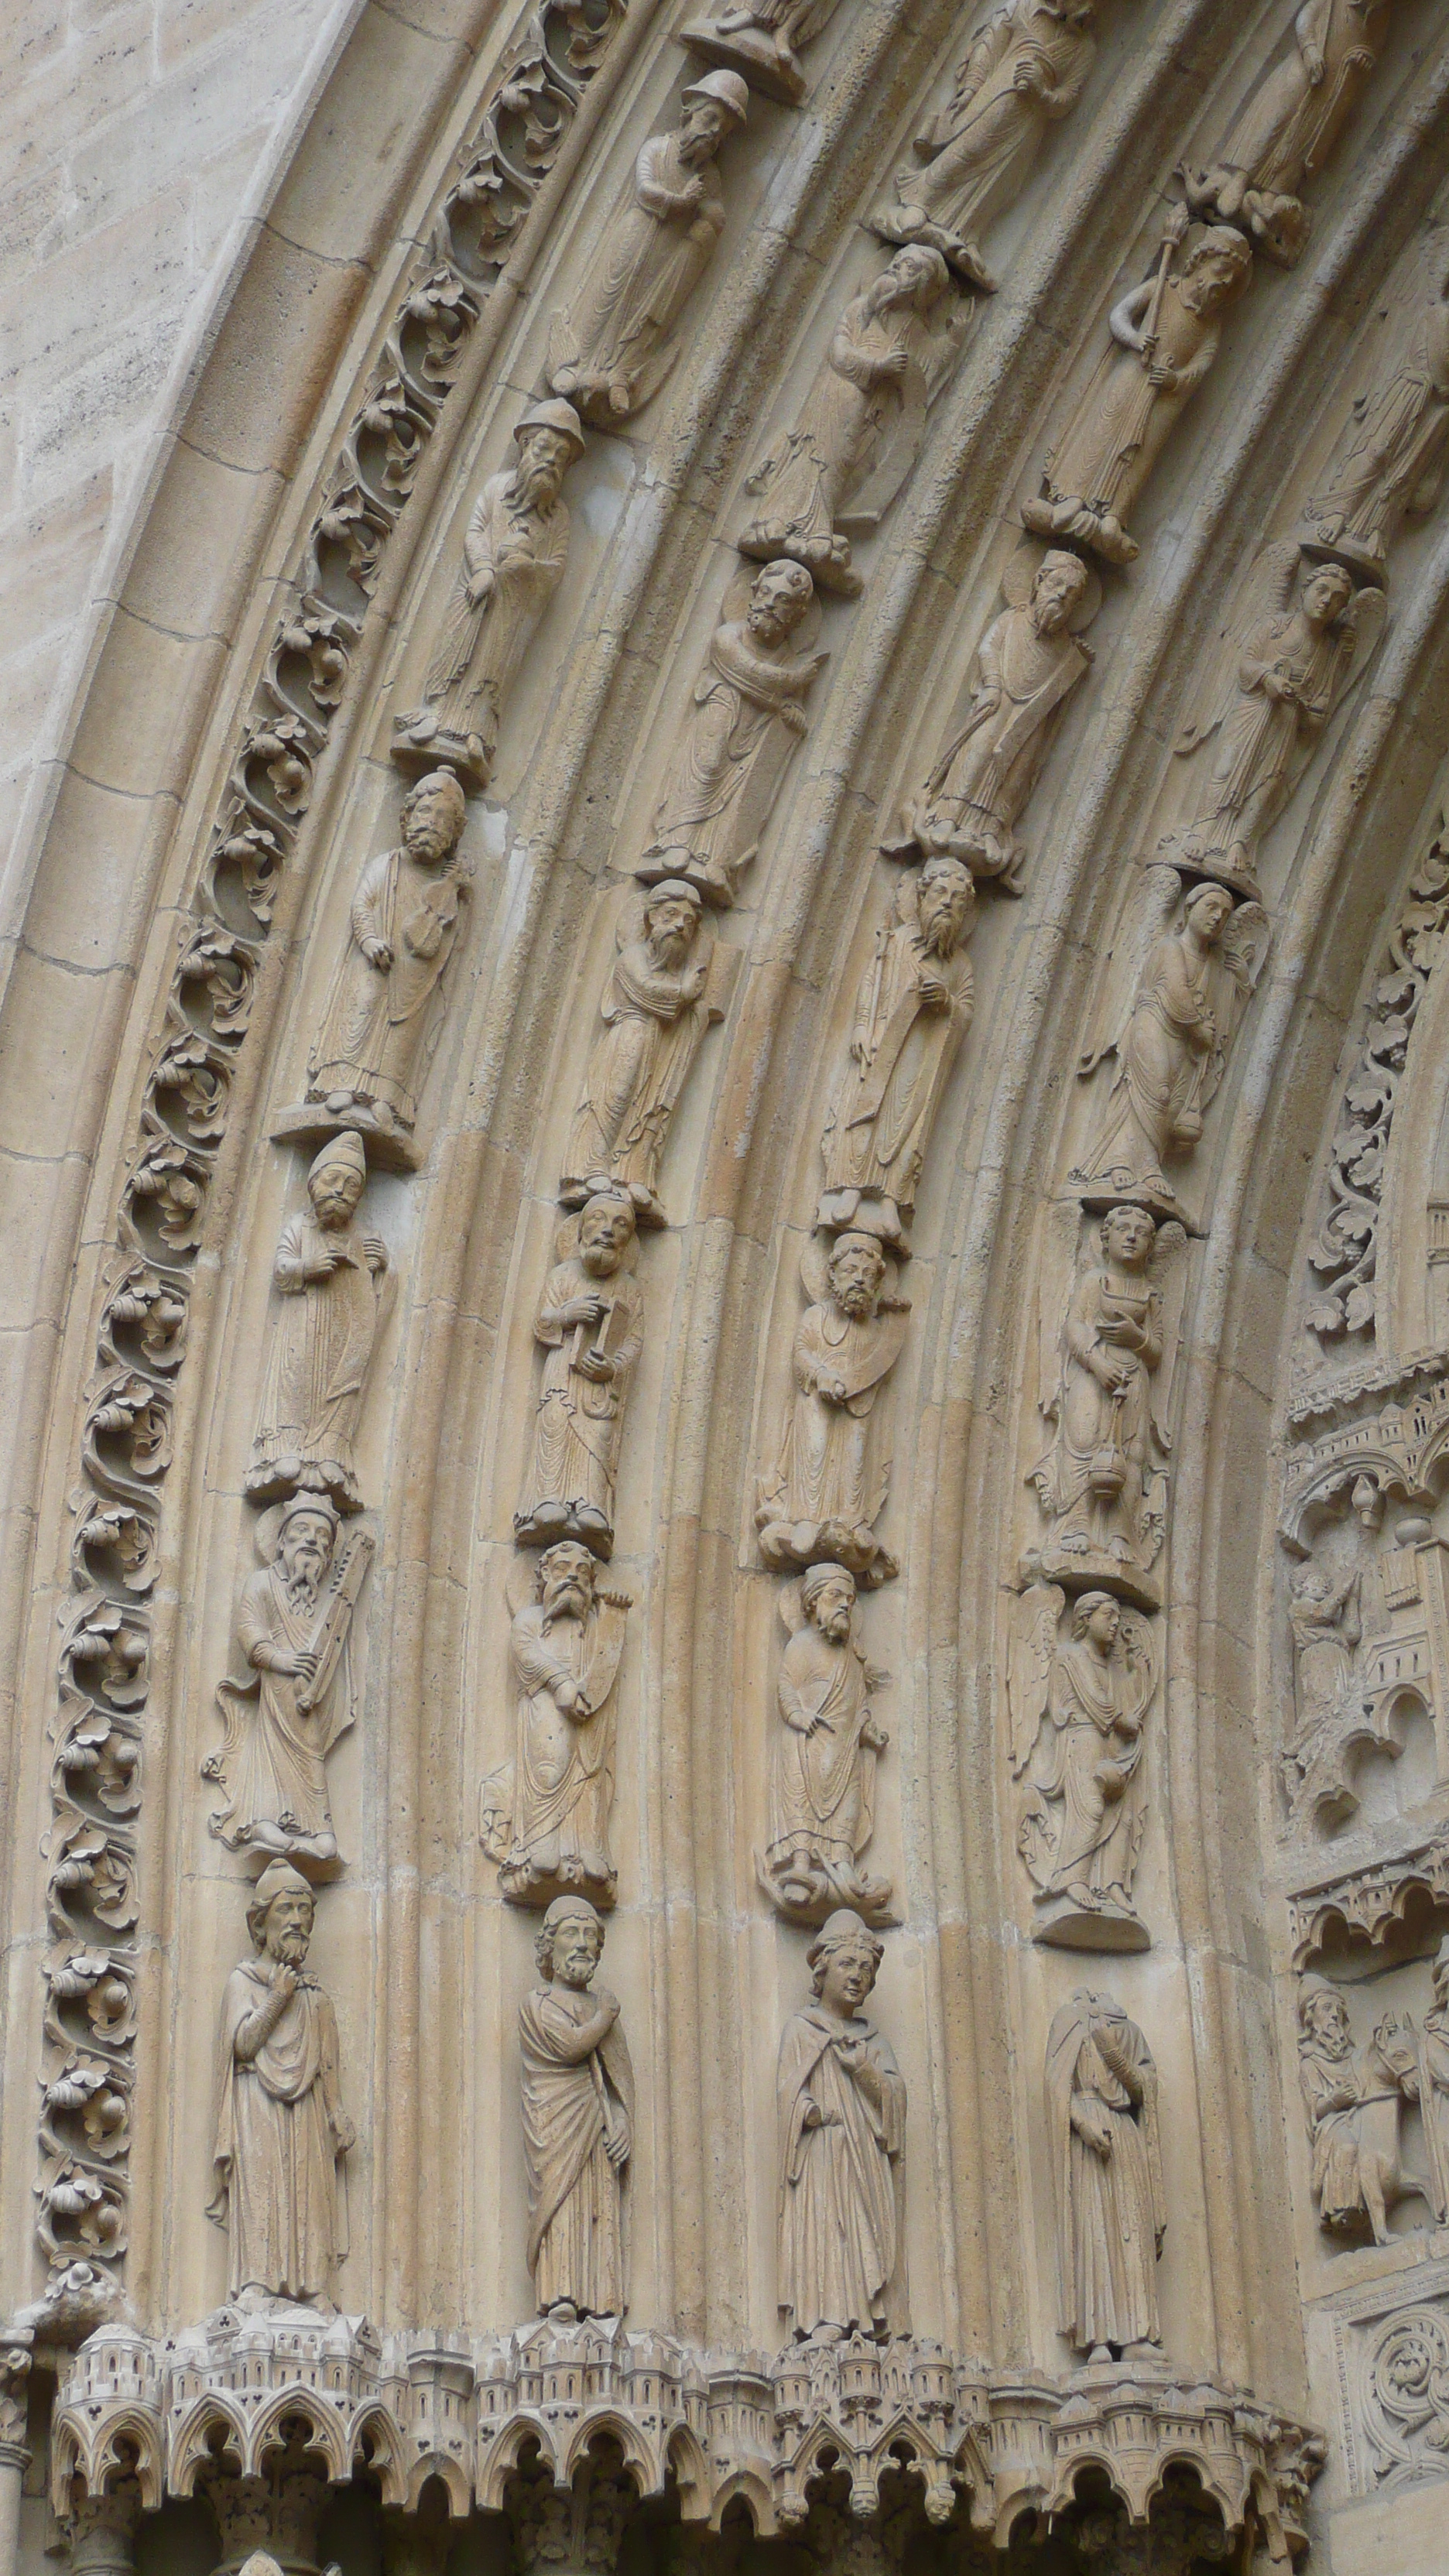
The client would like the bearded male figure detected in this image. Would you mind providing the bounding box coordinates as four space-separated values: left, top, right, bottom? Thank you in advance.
392 400 585 788
777 1910 907 2342
516 1191 644 1559
756 1232 909 1583
562 880 716 1225
520 1896 633 2319
818 857 975 1250
498 1542 629 1908
640 560 823 904
1297 1975 1420 2245
208 1862 354 2309
762 1564 892 1927
209 1494 370 1869
247 1131 387 1512
890 550 1093 888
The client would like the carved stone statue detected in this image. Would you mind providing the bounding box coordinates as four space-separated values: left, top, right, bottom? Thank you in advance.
547 74 749 426
739 246 956 595
818 858 975 1250
679 0 841 104
1302 268 1449 577
392 400 586 789
756 1232 910 1583
1170 548 1382 891
1009 1585 1157 1951
207 1861 354 2309
1184 0 1395 267
515 1192 644 1559
245 1132 388 1511
776 1909 907 2342
1023 214 1253 565
489 1543 630 1909
639 560 824 904
207 1495 372 1870
520 1894 633 2319
759 1564 893 1927
1045 1989 1163 2358
1410 1937 1449 2226
886 549 1095 889
1284 1561 1362 1781
870 0 1099 292
1071 879 1269 1212
561 880 726 1226
283 770 471 1164
1028 1207 1170 1597
1297 1974 1420 2245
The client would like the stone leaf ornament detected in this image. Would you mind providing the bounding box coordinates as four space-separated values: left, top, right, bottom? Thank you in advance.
759 1563 895 1927
1009 1581 1158 1951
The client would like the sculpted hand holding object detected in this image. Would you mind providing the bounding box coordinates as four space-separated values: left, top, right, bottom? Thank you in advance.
287 770 471 1163
392 400 585 790
871 0 1099 292
1046 1989 1163 2359
639 560 824 905
886 548 1096 889
756 1232 909 1583
515 1191 644 1560
562 880 727 1226
759 1564 894 1927
208 1494 372 1871
679 0 841 105
547 74 749 426
246 1132 388 1512
1023 214 1252 565
1028 1206 1173 1600
1009 1584 1157 1951
489 1541 630 1910
740 247 956 596
1184 0 1395 267
818 857 975 1251
520 1895 633 2320
207 1862 354 2311
1302 267 1449 578
777 1910 908 2343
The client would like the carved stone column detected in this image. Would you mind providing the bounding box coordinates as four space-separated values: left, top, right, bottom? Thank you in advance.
67 2482 142 2576
0 2341 31 2576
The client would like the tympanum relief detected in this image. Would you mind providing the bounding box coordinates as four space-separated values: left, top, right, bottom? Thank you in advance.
777 1910 907 2344
515 1193 644 1560
1297 1972 1428 2249
547 74 750 426
246 1132 389 1512
521 1896 633 2320
484 1542 631 1909
276 770 471 1169
1046 1989 1164 2360
208 1863 354 2311
562 881 735 1227
1009 1584 1157 1951
639 560 824 906
738 245 961 597
868 0 1101 293
756 1231 909 1582
759 1563 894 1927
392 399 586 790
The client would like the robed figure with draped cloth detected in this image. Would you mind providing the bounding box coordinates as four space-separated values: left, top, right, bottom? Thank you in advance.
1046 1989 1163 2356
520 1895 634 2318
306 771 470 1142
777 1910 908 2340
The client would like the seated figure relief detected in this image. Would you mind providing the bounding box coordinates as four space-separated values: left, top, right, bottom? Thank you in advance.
756 1231 909 1584
547 73 749 427
246 1132 389 1513
484 1542 631 1910
870 0 1100 293
777 1909 908 2344
679 0 842 105
739 246 958 597
392 399 585 791
1023 211 1252 566
279 770 471 1169
639 560 824 906
515 1190 644 1561
759 1562 894 1928
1183 0 1396 267
1009 1584 1157 1952
818 856 975 1252
885 547 1097 891
1301 263 1449 579
1046 1989 1164 2360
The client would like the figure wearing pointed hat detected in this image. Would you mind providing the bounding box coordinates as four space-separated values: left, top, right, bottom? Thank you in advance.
519 1895 634 2318
247 1130 388 1512
392 399 586 790
209 1862 353 2310
547 72 749 426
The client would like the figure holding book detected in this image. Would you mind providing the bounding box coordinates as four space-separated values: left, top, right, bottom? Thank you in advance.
515 1190 645 1560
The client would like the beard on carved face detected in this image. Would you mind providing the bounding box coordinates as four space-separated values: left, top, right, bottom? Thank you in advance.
512 449 567 513
543 1569 592 1622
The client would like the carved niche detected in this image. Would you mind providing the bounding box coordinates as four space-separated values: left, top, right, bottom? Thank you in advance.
868 0 1102 293
520 1895 633 2321
758 1563 895 1928
245 1132 390 1512
1008 1581 1158 1951
776 1910 907 2344
482 1543 631 1910
755 1231 910 1583
546 73 750 426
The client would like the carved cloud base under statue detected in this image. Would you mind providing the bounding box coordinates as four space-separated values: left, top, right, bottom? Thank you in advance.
1030 1886 1149 1954
677 16 810 106
866 204 995 295
1019 1548 1162 1617
272 1099 423 1175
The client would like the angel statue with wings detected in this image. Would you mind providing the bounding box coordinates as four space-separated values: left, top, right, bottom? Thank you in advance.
1008 1584 1158 1951
1169 545 1383 892
1071 871 1270 1219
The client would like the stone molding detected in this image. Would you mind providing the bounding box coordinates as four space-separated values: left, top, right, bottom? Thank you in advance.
50 2315 1323 2561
